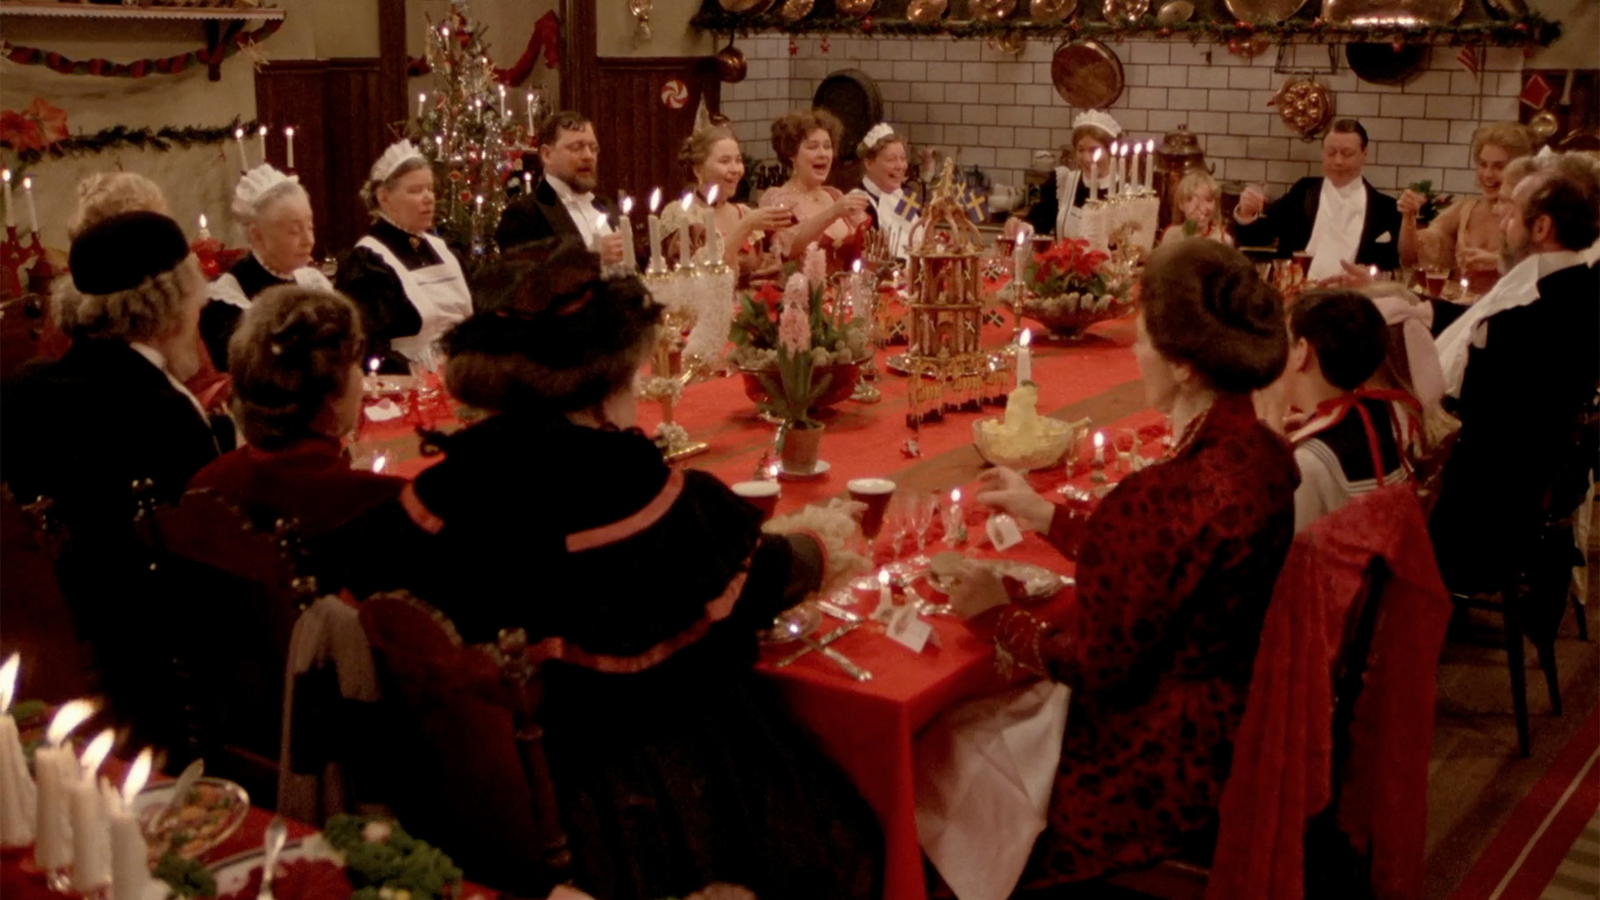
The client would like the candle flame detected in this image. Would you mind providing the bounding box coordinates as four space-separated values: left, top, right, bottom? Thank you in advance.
1020 328 1032 348
649 187 662 213
621 195 634 216
705 185 719 206
22 177 32 191
878 568 891 587
0 653 17 714
1093 431 1105 449
951 487 961 503
258 125 268 137
1146 138 1155 153
372 454 388 474
475 194 484 206
79 728 114 778
121 748 152 805
679 191 693 213
368 356 381 374
1369 265 1378 277
2 169 10 184
852 258 862 274
498 84 506 96
199 214 208 230
1092 149 1102 163
47 699 97 747
286 126 295 137
234 127 244 140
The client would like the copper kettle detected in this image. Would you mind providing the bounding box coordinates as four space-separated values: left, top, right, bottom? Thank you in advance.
1155 126 1213 228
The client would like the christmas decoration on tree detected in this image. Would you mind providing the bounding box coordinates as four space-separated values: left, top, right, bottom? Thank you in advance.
412 0 536 257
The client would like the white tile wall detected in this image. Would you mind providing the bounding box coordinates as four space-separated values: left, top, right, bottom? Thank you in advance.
719 35 1526 201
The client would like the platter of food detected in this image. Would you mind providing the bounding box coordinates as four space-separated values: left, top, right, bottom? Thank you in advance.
134 777 250 860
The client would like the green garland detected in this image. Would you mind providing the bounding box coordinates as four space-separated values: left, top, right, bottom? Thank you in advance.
689 9 1559 45
2 119 262 177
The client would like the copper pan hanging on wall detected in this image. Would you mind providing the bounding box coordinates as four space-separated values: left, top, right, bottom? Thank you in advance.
1224 0 1311 26
1050 40 1125 109
717 0 777 15
1322 0 1464 24
1030 0 1078 23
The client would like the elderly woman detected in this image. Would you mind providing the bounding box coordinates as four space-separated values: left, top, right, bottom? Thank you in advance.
1009 110 1120 241
1399 122 1535 295
663 122 790 278
389 238 881 900
852 123 919 260
3 211 233 746
203 165 333 370
758 109 870 269
67 171 170 238
188 286 404 591
953 238 1297 886
335 139 471 373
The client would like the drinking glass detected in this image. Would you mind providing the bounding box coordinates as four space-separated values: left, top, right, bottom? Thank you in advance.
908 491 939 567
848 478 896 589
883 493 915 577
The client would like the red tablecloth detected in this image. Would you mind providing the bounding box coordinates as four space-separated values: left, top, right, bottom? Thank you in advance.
352 314 1153 900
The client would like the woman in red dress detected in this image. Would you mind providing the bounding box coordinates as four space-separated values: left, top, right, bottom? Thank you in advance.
758 109 871 272
954 238 1299 886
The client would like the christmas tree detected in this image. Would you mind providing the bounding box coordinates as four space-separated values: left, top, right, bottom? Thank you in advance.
412 0 530 257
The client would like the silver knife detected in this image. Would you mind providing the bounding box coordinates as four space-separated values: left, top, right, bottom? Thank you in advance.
774 623 856 667
157 759 204 832
815 600 863 623
807 638 872 681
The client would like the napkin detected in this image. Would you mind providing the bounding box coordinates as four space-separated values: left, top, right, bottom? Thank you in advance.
914 681 1070 900
364 399 403 422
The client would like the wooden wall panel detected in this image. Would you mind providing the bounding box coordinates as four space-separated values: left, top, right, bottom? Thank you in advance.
587 58 721 203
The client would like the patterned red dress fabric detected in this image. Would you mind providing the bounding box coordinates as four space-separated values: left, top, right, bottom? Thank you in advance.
969 391 1298 885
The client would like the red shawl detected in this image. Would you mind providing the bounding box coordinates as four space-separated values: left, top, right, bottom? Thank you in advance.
1205 484 1451 900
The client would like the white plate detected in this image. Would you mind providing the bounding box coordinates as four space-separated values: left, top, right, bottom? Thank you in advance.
134 777 250 860
927 559 1072 602
778 459 830 481
208 835 343 899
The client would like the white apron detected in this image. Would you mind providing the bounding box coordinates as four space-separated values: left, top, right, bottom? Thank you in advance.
355 233 472 371
858 182 918 260
208 264 333 310
1052 167 1084 239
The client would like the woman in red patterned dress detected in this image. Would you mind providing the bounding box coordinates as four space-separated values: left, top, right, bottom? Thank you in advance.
954 238 1300 887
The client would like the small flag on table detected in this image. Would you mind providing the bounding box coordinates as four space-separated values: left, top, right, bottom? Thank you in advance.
957 184 989 224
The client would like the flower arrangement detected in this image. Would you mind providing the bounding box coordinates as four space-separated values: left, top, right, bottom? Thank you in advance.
754 272 835 428
1406 179 1455 229
729 243 870 370
1023 237 1109 298
1018 238 1133 337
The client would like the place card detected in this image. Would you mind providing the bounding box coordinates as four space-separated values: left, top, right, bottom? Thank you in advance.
986 514 1024 551
887 604 932 654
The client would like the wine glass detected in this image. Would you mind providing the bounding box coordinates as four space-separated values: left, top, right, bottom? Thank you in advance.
908 491 939 568
883 493 915 577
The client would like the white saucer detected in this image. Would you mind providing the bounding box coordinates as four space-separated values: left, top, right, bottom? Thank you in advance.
779 460 831 481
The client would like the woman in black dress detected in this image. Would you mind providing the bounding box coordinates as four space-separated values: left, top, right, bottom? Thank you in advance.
392 238 883 900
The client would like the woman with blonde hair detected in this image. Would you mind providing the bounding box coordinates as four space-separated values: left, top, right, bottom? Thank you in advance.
663 122 790 279
1159 170 1233 247
758 109 870 270
1398 122 1535 294
67 171 170 238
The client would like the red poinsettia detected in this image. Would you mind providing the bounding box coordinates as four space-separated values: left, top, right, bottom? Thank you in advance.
752 280 785 314
1027 237 1110 296
0 98 69 152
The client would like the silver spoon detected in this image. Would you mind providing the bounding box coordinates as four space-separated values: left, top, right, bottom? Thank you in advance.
256 817 288 900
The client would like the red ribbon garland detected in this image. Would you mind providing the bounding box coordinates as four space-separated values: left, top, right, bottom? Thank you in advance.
1 20 282 79
406 11 560 85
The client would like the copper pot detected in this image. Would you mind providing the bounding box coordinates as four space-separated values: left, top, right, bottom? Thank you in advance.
716 44 748 83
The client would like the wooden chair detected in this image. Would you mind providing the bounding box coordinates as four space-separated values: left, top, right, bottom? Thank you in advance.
359 590 570 896
0 487 95 702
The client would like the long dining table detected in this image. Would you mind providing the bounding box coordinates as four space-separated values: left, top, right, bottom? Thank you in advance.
356 313 1161 900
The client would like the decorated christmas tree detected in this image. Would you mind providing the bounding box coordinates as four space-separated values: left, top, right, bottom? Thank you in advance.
412 0 524 257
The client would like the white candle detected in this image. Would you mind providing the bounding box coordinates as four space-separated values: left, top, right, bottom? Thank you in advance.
1 170 12 229
1089 151 1101 203
526 92 535 135
284 127 296 170
234 127 247 173
702 185 721 263
949 488 963 536
0 654 35 848
498 84 507 119
198 213 210 240
647 188 665 271
1120 144 1131 195
1108 143 1119 194
70 729 114 894
418 91 427 117
1129 143 1141 194
677 192 694 268
22 177 38 234
878 568 892 609
257 125 268 168
1016 328 1033 384
1093 430 1106 465
619 195 637 271
1144 139 1156 191
1012 225 1030 279
37 700 96 874
109 749 151 900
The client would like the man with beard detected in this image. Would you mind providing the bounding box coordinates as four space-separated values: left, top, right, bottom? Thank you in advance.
3 211 235 744
495 111 626 268
1429 155 1600 597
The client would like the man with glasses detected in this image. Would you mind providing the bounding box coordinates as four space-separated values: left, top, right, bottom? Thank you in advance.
496 111 626 268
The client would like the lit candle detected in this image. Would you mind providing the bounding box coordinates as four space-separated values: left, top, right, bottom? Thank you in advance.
647 188 665 272
526 91 535 135
368 356 381 377
702 184 720 263
1119 144 1130 195
619 194 637 271
70 729 114 895
37 699 97 879
257 125 268 168
22 177 38 234
878 568 892 610
109 748 152 900
1093 430 1106 465
1144 139 1156 191
1 169 12 229
284 126 296 170
948 488 964 545
0 654 35 848
1016 328 1033 384
498 84 507 119
677 191 694 268
522 172 532 193
418 91 427 116
1012 224 1031 280
1089 150 1101 203
234 127 247 173
1131 142 1143 194
197 213 210 240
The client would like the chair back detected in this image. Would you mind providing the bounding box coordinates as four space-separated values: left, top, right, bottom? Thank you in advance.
0 488 93 702
358 591 568 896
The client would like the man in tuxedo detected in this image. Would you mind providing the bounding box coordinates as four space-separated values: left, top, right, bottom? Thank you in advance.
1429 156 1600 596
495 110 626 268
3 211 236 744
1234 119 1402 278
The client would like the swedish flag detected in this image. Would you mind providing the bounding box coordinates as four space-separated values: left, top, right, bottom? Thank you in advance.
957 184 988 224
892 191 922 222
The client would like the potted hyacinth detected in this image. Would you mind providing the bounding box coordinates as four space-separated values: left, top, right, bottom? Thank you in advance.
729 244 871 414
756 271 836 473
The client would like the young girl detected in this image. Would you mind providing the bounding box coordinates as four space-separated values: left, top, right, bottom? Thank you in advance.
1160 170 1234 247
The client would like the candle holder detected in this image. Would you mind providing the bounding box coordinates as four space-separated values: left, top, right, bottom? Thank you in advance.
639 268 709 462
847 268 882 404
